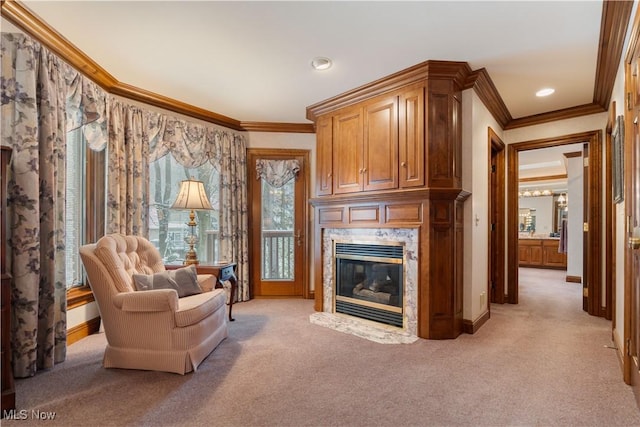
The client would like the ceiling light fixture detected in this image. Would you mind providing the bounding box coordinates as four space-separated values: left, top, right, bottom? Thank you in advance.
311 57 332 71
536 88 555 97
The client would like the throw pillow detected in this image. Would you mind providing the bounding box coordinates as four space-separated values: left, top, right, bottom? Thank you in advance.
132 265 203 298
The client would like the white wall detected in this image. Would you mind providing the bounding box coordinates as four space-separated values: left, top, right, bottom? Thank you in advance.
462 89 504 322
608 6 635 348
566 156 584 278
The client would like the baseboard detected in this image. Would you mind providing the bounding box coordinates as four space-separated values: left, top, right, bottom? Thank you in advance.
67 317 101 346
463 310 490 334
613 327 625 375
566 275 582 283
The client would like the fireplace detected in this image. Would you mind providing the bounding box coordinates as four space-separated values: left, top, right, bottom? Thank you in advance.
309 228 419 344
334 242 404 327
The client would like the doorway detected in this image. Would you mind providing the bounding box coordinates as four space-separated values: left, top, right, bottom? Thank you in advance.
488 128 505 305
506 131 602 313
247 149 310 297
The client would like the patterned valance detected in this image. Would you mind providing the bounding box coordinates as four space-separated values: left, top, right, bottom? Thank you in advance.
147 112 246 171
1 33 108 151
255 159 300 188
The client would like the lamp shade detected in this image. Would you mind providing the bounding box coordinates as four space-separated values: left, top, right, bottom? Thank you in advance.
171 179 213 211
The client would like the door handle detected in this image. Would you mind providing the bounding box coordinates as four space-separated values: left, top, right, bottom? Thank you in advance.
295 230 302 247
630 236 640 250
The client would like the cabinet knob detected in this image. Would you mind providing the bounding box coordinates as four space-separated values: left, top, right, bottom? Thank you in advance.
362 168 367 173
401 162 407 167
327 173 332 178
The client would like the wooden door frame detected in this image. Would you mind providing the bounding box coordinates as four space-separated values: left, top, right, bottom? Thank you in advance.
623 15 640 393
488 127 506 305
506 130 603 311
605 103 616 322
246 148 311 299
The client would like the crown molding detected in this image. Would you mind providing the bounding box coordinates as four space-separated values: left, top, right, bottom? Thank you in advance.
1 0 309 133
240 122 315 133
1 0 118 87
2 0 629 133
306 60 472 122
465 68 512 128
519 174 568 183
505 103 606 130
593 0 634 108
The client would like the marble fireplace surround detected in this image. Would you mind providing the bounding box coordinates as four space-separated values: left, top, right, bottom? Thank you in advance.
309 228 419 344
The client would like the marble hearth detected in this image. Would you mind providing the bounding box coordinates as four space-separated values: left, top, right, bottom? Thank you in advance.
309 228 419 344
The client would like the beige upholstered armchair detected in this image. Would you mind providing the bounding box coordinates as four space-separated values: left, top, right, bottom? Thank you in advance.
79 234 228 374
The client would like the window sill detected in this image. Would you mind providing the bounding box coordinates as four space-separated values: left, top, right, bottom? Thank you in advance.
67 285 95 310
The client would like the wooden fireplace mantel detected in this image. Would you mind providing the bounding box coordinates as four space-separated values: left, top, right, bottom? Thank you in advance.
307 60 471 340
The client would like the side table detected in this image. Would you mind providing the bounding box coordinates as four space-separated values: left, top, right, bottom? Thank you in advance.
165 262 237 321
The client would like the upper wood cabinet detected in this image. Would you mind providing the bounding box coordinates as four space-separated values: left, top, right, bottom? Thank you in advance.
333 106 364 194
317 90 417 195
399 86 424 188
308 60 467 197
315 115 333 196
331 94 400 195
363 95 398 192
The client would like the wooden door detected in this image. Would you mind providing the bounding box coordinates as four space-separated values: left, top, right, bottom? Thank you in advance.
248 150 308 297
489 129 505 304
333 107 363 194
316 115 333 196
626 32 640 404
399 86 425 188
363 95 398 191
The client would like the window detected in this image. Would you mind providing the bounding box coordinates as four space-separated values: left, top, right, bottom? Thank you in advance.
65 128 106 289
149 155 220 265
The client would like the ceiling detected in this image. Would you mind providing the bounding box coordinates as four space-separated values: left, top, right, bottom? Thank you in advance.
10 0 611 125
518 143 585 194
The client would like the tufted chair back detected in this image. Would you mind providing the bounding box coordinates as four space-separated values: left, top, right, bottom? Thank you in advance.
93 234 165 293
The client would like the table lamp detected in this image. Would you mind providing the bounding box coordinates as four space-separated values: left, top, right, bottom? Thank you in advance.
171 178 213 265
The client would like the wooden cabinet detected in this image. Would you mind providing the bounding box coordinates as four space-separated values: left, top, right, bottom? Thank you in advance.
308 61 468 340
363 95 398 192
518 238 566 269
332 94 399 194
542 239 567 268
315 115 333 196
1 146 15 415
399 86 424 188
316 87 423 196
333 106 364 194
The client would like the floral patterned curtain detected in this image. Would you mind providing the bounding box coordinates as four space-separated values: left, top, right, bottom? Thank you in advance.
106 99 149 236
1 33 106 378
256 159 300 188
217 131 249 301
148 114 250 301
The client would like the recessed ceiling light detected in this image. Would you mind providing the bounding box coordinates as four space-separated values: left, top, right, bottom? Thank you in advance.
311 57 332 71
536 88 555 97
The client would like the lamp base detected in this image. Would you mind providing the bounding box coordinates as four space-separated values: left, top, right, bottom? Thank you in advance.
184 248 199 266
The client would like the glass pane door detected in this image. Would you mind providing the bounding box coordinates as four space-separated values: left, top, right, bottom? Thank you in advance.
261 179 295 280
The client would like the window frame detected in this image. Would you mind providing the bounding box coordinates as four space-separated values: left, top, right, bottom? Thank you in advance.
65 130 106 307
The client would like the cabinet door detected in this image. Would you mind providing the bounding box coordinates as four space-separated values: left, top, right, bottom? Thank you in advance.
530 245 543 265
518 245 531 264
399 87 424 188
315 115 333 196
363 95 398 191
333 107 364 194
543 240 567 268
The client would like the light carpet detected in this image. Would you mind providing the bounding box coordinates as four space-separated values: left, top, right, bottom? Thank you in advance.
4 268 640 426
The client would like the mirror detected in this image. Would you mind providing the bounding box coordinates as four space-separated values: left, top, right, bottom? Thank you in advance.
552 195 568 236
519 208 536 232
